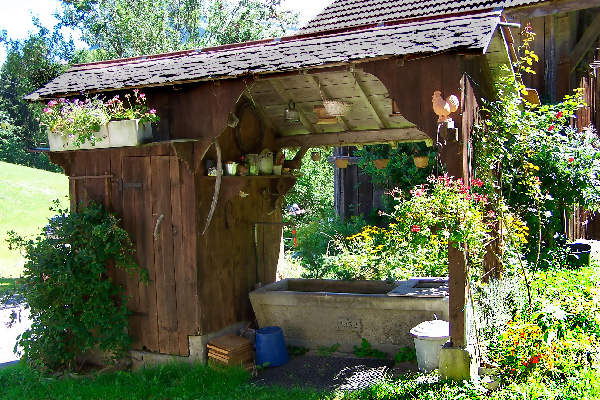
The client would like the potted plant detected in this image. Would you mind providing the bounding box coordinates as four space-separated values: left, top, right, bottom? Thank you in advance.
41 90 159 151
335 157 349 168
412 144 431 169
104 90 159 147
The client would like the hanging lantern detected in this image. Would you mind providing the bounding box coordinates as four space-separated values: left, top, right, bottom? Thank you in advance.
284 100 300 122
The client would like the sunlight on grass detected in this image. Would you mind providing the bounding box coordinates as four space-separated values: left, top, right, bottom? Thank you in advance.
0 161 68 278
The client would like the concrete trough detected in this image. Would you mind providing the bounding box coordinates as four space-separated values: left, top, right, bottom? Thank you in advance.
249 278 449 355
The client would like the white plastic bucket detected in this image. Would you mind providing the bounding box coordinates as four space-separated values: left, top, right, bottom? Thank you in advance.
410 320 450 372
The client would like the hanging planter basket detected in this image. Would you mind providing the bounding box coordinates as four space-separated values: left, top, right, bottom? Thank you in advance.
323 100 352 116
373 158 389 169
311 151 322 161
413 156 430 169
335 157 349 168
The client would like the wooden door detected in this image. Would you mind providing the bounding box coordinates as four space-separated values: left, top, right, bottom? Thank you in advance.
120 155 194 356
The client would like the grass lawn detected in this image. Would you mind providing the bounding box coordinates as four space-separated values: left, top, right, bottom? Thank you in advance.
0 161 68 278
1 359 599 400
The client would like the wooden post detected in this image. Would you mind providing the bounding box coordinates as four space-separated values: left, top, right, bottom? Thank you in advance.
447 243 467 347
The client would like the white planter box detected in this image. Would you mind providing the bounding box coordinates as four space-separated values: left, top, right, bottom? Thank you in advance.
47 120 152 151
108 119 152 147
48 125 110 151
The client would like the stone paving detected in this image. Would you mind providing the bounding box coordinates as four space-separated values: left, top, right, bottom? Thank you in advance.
0 303 30 366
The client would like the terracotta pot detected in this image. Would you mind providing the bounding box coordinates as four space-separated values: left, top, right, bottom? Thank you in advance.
373 158 389 169
413 156 429 169
335 158 349 168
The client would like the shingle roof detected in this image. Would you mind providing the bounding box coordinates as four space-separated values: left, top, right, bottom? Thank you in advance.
26 10 503 100
299 0 545 34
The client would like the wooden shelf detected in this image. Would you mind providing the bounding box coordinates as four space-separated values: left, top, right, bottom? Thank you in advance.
200 174 296 179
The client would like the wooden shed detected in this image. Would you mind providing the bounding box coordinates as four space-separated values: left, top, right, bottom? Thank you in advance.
27 8 515 365
324 0 600 235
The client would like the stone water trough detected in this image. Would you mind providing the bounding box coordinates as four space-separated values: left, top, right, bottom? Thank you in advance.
249 277 449 354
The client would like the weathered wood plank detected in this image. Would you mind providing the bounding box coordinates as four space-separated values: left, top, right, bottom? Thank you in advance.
151 156 178 354
121 156 144 350
570 11 600 72
276 128 428 148
170 158 189 356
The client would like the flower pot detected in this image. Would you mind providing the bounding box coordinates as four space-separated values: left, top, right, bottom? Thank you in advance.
335 158 349 168
373 158 389 169
107 119 152 147
48 125 110 151
413 156 429 169
311 152 321 161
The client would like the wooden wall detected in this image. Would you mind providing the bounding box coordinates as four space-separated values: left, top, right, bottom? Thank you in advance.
48 78 293 356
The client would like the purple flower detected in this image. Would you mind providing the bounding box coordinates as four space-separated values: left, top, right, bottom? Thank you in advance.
149 109 156 114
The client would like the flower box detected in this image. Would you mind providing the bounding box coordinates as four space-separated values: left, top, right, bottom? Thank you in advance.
48 125 110 151
47 120 152 151
107 119 152 147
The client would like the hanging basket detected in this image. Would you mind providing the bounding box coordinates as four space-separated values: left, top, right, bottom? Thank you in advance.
413 156 430 169
335 158 349 168
311 151 322 161
373 158 389 169
323 100 352 116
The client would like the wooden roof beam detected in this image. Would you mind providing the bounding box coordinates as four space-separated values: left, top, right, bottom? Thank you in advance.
350 72 387 129
570 12 600 73
269 79 320 134
275 127 429 148
306 75 351 130
505 0 600 20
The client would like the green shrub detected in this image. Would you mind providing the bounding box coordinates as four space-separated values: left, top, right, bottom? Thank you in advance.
5 201 144 372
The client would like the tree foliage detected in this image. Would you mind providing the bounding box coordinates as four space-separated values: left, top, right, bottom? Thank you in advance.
57 0 298 59
0 22 76 170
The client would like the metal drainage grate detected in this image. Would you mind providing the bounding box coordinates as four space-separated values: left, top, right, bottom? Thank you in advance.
252 356 394 391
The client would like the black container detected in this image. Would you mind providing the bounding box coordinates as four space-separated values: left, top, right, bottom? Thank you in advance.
567 243 591 266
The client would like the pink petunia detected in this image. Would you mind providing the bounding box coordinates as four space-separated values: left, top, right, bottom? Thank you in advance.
43 108 52 113
139 93 146 99
471 178 484 187
149 109 156 114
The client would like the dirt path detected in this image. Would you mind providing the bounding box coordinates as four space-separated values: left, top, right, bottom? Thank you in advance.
0 304 30 365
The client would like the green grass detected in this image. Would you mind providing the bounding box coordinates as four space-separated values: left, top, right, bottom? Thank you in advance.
1 361 600 400
0 161 68 278
0 362 326 400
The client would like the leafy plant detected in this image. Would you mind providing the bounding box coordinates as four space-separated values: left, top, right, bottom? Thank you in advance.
317 343 340 357
394 346 417 363
4 201 145 372
318 175 496 281
473 27 600 270
353 338 386 359
287 345 309 357
355 142 436 192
